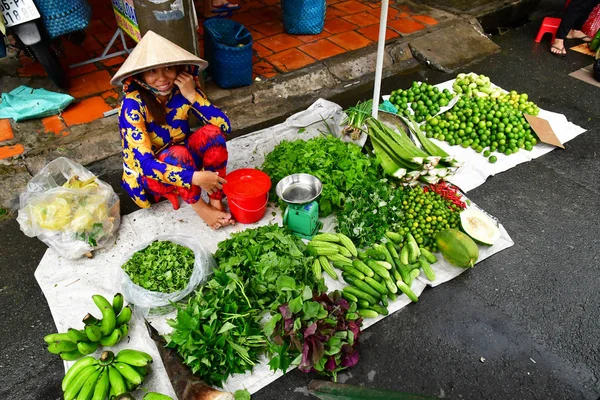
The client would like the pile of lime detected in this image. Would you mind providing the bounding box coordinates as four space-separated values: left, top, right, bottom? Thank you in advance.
388 82 455 123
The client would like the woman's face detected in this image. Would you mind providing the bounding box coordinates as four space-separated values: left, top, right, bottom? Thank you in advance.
141 66 178 93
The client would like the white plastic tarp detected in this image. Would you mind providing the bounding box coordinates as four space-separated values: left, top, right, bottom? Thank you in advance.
35 98 531 397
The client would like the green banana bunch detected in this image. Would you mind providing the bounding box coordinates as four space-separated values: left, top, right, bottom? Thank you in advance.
44 293 133 360
143 392 174 400
62 349 153 400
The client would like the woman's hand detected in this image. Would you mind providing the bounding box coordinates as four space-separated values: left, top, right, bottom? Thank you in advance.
192 171 227 194
174 72 197 104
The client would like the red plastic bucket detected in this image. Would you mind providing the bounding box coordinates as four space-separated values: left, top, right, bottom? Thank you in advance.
223 168 271 224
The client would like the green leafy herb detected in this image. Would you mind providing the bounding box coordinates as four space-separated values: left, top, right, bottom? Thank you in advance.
166 225 325 387
336 178 405 248
261 135 382 217
122 240 195 293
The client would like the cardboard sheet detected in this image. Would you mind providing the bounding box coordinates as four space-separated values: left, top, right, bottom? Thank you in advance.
569 64 600 89
33 97 526 396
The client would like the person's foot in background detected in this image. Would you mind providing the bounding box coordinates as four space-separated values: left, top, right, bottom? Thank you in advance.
566 29 592 42
550 38 567 57
202 0 240 17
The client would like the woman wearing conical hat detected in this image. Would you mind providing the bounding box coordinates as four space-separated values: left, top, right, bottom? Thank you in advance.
111 31 234 230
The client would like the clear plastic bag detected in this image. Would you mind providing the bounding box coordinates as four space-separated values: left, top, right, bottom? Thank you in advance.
17 157 120 259
118 235 214 313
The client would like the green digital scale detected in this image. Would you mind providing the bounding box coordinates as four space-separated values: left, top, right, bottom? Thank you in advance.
276 173 323 240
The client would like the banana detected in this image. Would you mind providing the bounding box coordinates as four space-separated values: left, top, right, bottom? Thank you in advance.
63 364 99 400
61 349 86 361
98 350 115 366
99 329 122 347
62 356 97 392
112 362 143 385
119 323 129 338
134 365 148 377
115 305 132 327
75 367 102 400
48 340 78 354
115 349 153 367
91 367 110 400
68 328 89 343
92 294 116 336
82 313 100 326
107 365 127 397
109 385 116 399
77 340 99 356
112 293 124 316
85 325 103 342
143 393 173 400
124 377 137 392
44 332 71 343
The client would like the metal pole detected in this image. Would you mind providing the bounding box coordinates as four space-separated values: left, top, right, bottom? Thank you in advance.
371 0 389 119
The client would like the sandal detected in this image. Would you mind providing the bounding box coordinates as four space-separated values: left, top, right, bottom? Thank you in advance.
566 32 592 42
550 45 567 58
211 2 240 12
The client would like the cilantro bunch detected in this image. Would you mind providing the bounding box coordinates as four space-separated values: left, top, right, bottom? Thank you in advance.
336 178 405 248
122 240 195 293
166 225 325 387
264 286 363 381
261 135 382 217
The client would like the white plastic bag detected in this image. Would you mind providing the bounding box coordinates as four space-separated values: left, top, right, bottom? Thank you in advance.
119 235 214 312
17 157 120 259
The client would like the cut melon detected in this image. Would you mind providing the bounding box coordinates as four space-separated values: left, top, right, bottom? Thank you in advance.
460 209 500 246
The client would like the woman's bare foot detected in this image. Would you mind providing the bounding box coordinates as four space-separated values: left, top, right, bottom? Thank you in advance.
210 198 236 226
550 38 566 57
191 200 233 230
566 29 591 42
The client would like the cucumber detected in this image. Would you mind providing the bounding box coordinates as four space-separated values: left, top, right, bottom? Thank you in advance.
386 242 400 260
368 304 389 316
327 253 353 265
420 247 438 264
397 281 419 302
336 263 366 280
351 259 374 278
366 249 386 261
319 256 338 280
374 260 393 270
357 300 370 308
343 286 378 305
385 231 403 244
357 309 379 319
337 233 358 257
384 278 398 294
400 245 410 265
419 255 436 281
391 267 402 282
380 295 389 307
364 277 388 296
335 244 353 258
312 259 322 280
341 291 358 303
332 260 353 269
342 273 358 286
311 233 340 243
357 251 369 261
308 245 338 257
365 260 391 280
388 292 397 302
375 244 395 267
394 257 411 283
406 233 420 263
351 279 382 299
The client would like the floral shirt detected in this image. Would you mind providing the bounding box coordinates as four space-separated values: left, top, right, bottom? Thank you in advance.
119 79 231 208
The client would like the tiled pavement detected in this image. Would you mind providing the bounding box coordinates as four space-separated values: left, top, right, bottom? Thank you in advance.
0 0 440 160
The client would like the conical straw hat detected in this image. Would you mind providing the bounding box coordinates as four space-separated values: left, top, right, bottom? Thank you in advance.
111 30 208 86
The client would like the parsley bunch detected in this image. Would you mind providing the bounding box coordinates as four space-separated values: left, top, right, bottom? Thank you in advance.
261 135 382 217
122 240 195 293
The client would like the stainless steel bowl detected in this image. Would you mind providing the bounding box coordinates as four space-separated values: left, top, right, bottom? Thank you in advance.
276 174 322 204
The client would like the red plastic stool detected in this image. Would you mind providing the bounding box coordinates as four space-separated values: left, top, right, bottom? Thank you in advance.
535 17 562 42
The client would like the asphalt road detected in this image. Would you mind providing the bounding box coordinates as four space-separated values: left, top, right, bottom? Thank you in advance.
1 17 599 400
